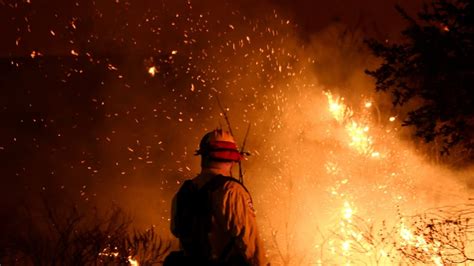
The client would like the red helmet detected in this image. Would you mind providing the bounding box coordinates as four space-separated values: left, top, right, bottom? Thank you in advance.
195 129 241 162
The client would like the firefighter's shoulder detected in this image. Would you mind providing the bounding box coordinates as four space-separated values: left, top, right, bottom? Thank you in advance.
220 178 256 216
220 178 249 195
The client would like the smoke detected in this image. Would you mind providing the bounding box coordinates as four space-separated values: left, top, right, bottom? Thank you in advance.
2 0 473 264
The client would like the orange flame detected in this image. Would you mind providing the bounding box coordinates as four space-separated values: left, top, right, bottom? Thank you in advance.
324 91 378 156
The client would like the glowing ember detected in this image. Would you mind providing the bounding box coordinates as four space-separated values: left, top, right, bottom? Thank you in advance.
370 151 380 157
98 248 119 258
99 248 139 265
128 256 139 266
342 201 354 221
148 66 158 77
342 240 351 252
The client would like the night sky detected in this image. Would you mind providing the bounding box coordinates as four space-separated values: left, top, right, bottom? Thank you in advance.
6 0 472 264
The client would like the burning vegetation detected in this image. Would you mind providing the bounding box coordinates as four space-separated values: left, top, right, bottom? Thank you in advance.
1 0 473 265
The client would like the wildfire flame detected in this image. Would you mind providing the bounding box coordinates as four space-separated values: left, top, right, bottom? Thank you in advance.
98 248 139 266
346 121 373 155
325 92 351 123
322 91 464 265
324 91 377 156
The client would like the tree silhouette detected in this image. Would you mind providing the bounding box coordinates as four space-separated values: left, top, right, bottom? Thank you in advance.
365 0 474 160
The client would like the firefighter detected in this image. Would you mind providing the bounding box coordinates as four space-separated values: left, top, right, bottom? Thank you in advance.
164 129 266 266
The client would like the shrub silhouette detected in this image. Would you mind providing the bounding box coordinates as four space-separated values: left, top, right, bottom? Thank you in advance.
2 198 171 265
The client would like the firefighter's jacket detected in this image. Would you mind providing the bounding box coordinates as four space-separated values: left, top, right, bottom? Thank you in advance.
170 174 266 265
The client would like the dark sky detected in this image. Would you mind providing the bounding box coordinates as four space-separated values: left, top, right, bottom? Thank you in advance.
273 0 422 37
0 0 422 56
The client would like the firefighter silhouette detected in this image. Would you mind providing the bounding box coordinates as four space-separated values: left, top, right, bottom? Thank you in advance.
164 129 266 266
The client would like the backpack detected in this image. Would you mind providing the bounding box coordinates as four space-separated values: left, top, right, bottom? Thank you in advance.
168 175 249 265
